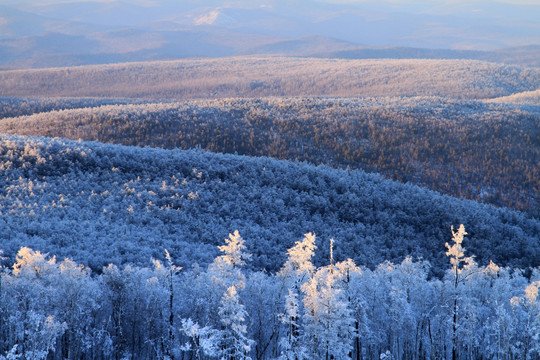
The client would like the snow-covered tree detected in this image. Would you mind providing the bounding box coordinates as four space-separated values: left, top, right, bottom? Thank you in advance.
244 272 282 360
280 232 317 281
180 318 221 360
218 285 254 360
12 247 57 279
445 224 477 360
209 230 251 290
153 249 182 359
52 258 101 359
0 345 21 360
275 233 319 359
523 280 540 359
218 230 252 269
278 288 308 360
302 266 355 360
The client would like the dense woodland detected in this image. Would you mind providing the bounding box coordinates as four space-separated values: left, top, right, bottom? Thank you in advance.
0 134 538 277
0 97 143 119
1 97 538 215
0 227 539 360
0 58 539 100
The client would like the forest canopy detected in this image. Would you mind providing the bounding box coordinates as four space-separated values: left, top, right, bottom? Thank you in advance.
1 96 537 215
0 134 538 277
0 228 538 360
0 57 538 100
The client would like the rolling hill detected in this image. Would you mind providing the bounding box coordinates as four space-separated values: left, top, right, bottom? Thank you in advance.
0 134 538 277
485 89 540 105
1 96 538 215
0 57 538 100
316 45 540 68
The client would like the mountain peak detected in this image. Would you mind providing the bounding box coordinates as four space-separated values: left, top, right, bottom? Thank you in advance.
194 8 237 26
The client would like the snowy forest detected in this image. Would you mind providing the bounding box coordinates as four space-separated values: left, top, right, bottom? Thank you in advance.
0 227 539 360
0 97 537 214
1 58 538 100
0 134 538 359
1 135 538 275
0 53 538 360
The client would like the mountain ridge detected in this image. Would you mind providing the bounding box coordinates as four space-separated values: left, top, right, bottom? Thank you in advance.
1 1 539 68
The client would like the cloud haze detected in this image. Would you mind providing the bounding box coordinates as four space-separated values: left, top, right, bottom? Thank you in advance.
0 0 538 68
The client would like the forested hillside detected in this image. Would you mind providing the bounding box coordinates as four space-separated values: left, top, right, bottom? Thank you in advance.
485 89 540 105
0 97 143 119
315 45 540 68
1 57 538 100
0 134 538 278
2 97 537 215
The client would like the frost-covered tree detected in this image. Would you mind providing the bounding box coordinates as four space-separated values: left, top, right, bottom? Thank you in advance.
276 233 318 359
20 313 66 360
302 266 355 360
445 224 476 360
6 248 66 359
0 250 7 353
218 230 252 270
12 247 57 279
280 233 317 280
209 230 251 290
244 272 282 360
153 249 182 359
333 259 363 359
180 318 221 360
218 285 254 360
278 289 308 360
0 345 21 360
523 280 540 359
52 258 101 359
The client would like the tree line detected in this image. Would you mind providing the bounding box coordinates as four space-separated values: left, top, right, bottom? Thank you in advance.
0 228 538 360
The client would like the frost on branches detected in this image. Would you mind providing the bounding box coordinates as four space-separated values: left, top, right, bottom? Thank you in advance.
0 227 539 360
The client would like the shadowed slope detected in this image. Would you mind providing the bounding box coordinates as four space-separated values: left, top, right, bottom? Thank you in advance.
0 134 538 276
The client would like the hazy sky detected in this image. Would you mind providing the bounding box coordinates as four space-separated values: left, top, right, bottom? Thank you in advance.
4 0 540 5
2 0 538 51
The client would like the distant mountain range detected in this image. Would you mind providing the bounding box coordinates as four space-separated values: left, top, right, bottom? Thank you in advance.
0 0 539 69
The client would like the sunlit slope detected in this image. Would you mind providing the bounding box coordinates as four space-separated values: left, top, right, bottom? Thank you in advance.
486 89 540 105
0 134 538 276
1 57 538 100
0 96 144 119
1 97 538 215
